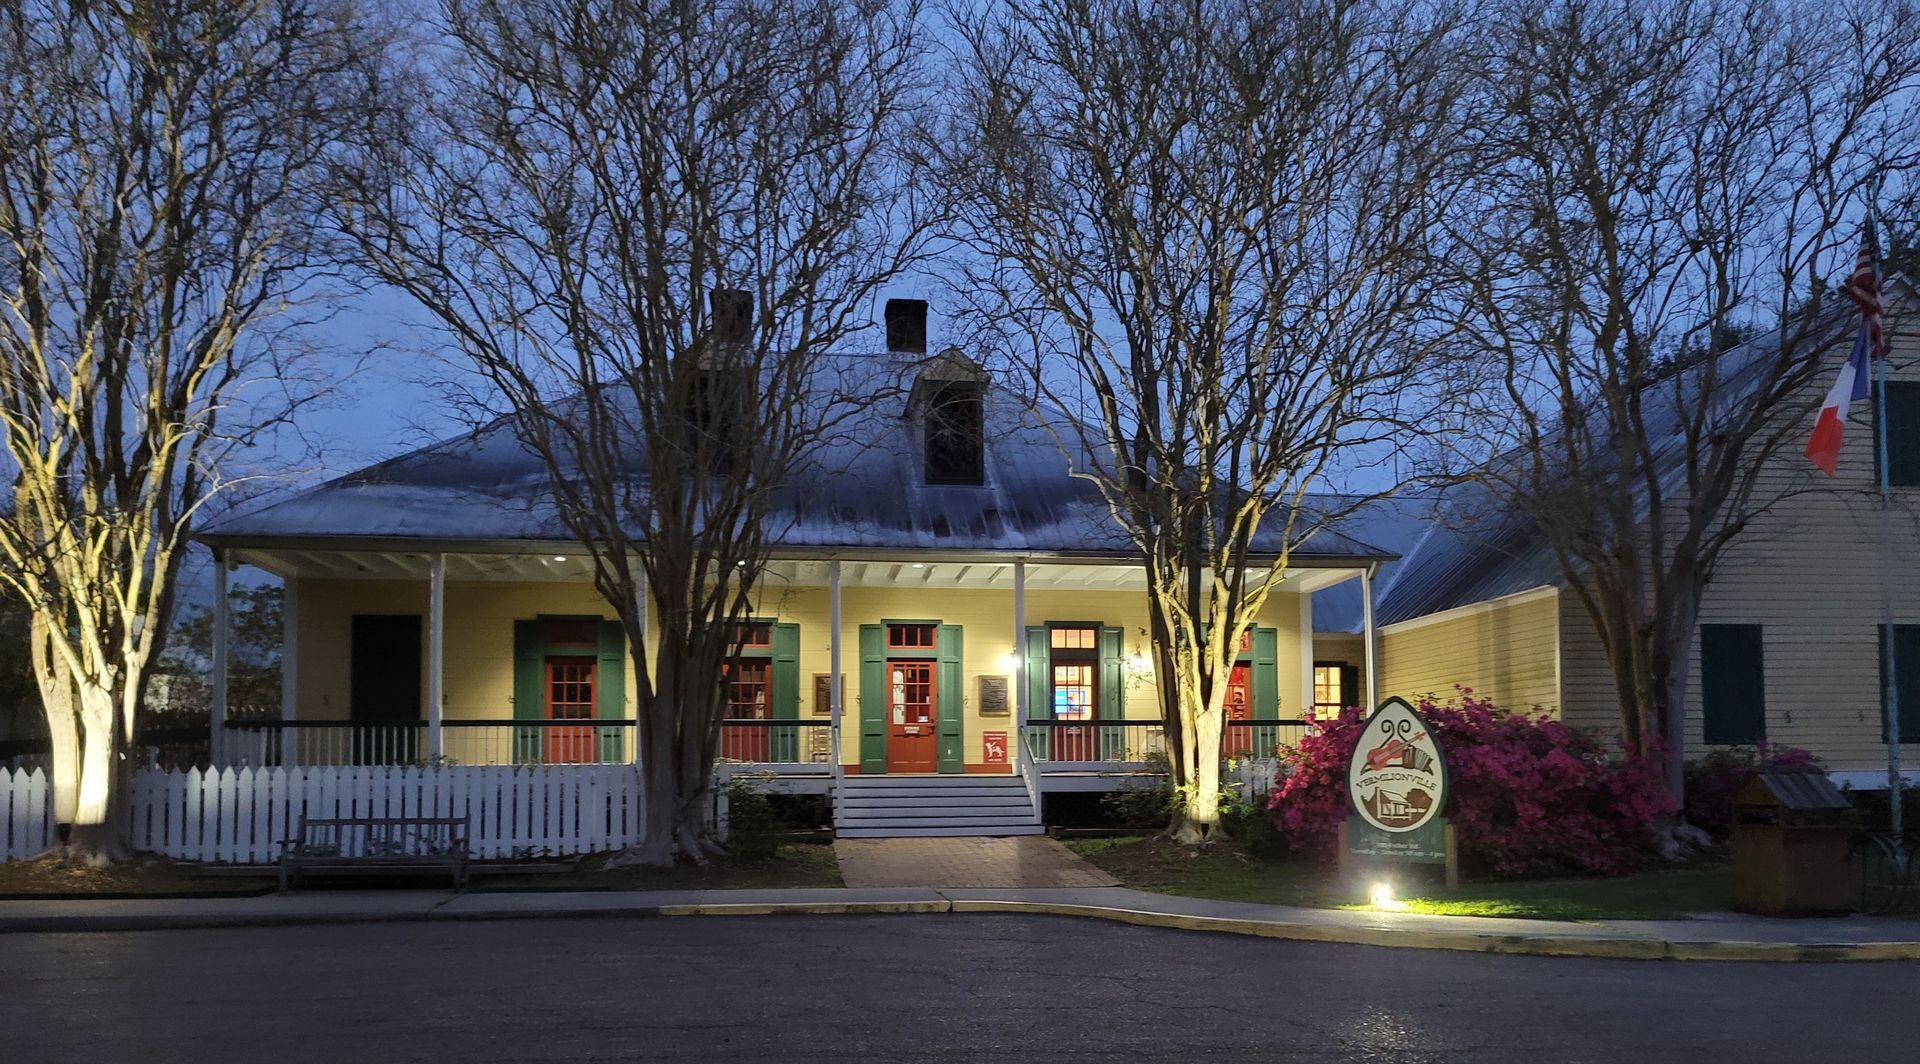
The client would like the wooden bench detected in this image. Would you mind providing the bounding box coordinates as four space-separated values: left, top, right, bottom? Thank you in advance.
279 816 470 892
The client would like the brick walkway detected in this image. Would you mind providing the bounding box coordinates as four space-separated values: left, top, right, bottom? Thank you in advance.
833 836 1120 889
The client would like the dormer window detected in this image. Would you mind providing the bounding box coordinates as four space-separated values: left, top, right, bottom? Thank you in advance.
924 379 984 485
685 368 749 473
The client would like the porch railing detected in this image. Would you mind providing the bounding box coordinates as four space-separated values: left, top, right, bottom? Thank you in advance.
1021 719 1313 765
716 719 834 765
222 720 636 767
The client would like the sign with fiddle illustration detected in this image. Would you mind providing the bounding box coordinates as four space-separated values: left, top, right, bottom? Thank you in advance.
1347 697 1448 834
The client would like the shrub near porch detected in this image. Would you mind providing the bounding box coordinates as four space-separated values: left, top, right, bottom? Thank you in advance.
1270 693 1675 877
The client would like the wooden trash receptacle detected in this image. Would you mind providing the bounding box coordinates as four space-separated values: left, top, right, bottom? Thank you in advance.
1731 767 1856 916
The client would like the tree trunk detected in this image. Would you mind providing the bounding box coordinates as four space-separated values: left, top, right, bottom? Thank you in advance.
626 684 682 867
28 613 80 829
1167 660 1229 844
66 692 129 866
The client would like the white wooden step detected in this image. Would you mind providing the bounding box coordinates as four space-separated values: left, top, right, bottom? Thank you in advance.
837 823 1046 838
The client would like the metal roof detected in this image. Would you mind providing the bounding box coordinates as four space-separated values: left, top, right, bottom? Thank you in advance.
1311 288 1908 633
202 352 1396 564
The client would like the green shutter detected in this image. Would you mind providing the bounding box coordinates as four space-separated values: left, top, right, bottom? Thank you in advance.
770 622 800 761
859 625 886 773
1251 626 1279 720
1881 624 1920 743
1700 624 1765 745
1339 664 1361 712
937 623 964 773
1099 626 1126 759
1025 625 1049 722
513 619 542 764
1884 381 1920 487
596 620 627 760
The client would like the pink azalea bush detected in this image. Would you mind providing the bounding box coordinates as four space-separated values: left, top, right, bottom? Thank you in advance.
1683 744 1817 838
1268 691 1675 877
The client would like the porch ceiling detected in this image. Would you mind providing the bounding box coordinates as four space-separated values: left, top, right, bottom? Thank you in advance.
230 547 1365 592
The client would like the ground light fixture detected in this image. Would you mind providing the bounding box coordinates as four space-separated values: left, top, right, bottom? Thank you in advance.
1370 882 1408 912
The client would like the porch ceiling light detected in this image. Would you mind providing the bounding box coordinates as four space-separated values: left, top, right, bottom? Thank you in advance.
911 562 925 568
553 555 567 562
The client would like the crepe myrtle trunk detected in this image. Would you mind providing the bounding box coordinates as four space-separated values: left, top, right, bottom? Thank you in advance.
65 685 131 864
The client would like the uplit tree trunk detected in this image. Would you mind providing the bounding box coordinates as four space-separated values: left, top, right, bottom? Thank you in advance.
939 0 1480 842
1457 0 1920 813
336 0 930 863
0 1 385 863
27 613 78 831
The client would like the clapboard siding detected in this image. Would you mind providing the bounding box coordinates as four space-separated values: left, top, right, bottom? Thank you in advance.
1546 309 1920 768
1378 589 1561 712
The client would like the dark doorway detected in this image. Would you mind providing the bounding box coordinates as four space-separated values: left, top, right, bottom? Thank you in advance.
349 614 422 763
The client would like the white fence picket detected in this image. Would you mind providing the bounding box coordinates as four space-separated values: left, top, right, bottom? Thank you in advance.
2 768 55 860
1 763 647 864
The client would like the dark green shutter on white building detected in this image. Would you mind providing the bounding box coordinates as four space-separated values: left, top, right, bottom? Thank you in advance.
1881 624 1920 744
1700 624 1765 745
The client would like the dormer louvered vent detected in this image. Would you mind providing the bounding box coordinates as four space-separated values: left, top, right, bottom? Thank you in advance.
911 348 986 486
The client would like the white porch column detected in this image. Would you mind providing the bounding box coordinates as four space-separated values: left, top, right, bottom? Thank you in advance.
280 572 297 722
1297 591 1315 719
828 560 844 802
1360 565 1378 709
427 553 446 760
1013 559 1027 768
280 577 300 764
210 549 229 765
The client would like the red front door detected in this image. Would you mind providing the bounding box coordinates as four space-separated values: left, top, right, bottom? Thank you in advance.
887 660 938 773
544 657 598 764
720 659 773 761
1223 663 1255 756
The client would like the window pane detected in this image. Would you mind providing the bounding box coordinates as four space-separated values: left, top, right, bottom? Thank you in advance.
1050 626 1096 650
1051 663 1093 720
1313 665 1342 710
888 623 936 649
727 660 771 719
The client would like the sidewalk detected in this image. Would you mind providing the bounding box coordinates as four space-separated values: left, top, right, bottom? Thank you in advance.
3 884 1916 960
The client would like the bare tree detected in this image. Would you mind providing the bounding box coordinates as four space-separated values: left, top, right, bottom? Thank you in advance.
938 0 1480 841
1457 0 1920 809
0 0 383 862
336 0 930 863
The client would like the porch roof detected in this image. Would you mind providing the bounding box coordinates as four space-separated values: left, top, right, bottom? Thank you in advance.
224 547 1366 591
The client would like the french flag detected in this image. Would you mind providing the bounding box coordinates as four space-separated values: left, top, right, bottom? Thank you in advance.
1806 230 1885 475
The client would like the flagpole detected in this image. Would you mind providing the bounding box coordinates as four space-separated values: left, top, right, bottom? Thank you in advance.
1866 206 1904 835
1876 328 1903 834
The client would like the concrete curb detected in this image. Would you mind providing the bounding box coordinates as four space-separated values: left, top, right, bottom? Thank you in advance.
4 894 1918 961
937 898 1920 963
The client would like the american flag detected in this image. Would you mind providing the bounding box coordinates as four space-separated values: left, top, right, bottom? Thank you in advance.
1840 223 1886 362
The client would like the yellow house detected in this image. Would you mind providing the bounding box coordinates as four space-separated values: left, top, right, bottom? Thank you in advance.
200 310 1390 835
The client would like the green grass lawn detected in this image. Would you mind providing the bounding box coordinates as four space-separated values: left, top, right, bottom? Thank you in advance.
473 842 844 892
1064 835 1732 921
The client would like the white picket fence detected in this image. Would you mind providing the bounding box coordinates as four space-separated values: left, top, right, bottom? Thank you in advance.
1 764 644 864
3 768 55 860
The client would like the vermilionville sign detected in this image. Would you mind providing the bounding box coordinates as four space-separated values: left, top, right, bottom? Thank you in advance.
1343 696 1458 887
